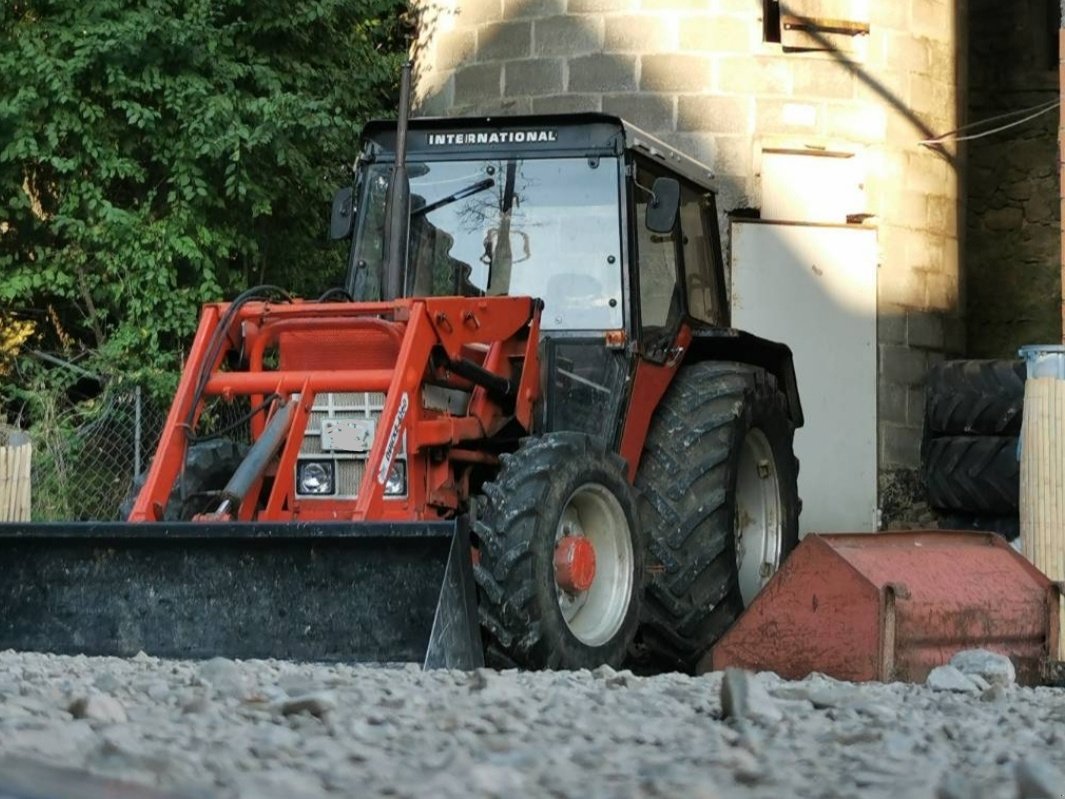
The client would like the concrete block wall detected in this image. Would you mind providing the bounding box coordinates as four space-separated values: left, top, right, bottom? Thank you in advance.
965 0 1061 358
414 0 963 519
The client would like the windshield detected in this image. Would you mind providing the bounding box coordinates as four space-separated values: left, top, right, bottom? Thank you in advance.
350 156 624 330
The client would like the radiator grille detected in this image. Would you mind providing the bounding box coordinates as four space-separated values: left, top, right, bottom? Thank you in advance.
296 392 399 499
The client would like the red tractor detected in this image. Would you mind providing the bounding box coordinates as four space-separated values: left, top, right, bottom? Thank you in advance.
0 85 802 672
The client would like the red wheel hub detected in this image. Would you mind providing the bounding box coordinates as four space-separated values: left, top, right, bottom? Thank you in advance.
554 536 597 594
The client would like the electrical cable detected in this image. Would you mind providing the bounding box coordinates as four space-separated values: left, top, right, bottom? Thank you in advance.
932 98 1059 138
919 99 1061 145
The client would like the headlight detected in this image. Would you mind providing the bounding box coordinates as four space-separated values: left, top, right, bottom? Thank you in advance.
384 460 407 497
297 460 335 495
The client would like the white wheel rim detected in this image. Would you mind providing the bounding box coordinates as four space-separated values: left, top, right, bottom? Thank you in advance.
554 483 634 646
735 428 783 606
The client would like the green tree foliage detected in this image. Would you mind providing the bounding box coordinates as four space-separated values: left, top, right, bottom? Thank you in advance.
0 0 407 392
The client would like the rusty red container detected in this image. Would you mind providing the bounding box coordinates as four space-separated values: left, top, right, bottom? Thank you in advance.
710 531 1059 685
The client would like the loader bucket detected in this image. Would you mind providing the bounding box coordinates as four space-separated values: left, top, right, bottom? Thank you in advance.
709 531 1059 685
0 520 483 670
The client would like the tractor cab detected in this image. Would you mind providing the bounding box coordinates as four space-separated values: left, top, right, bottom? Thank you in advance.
335 113 733 444
342 114 728 338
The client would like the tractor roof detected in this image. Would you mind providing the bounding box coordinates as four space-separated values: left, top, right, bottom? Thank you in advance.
360 112 716 192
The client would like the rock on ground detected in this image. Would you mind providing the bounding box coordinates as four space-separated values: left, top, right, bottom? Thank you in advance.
950 648 1017 688
0 652 1062 798
926 664 983 693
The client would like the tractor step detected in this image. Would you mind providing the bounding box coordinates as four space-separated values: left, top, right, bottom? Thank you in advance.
0 520 483 669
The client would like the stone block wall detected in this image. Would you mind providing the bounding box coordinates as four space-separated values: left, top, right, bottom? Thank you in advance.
413 0 964 521
966 0 1061 358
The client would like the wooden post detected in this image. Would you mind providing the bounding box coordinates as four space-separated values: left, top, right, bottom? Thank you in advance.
0 430 31 523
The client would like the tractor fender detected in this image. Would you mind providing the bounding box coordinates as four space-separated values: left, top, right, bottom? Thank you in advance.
685 327 804 428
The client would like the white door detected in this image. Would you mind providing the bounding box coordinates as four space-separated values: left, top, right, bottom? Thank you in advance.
730 220 878 535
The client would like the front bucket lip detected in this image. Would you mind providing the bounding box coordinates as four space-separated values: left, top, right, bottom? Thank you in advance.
0 517 481 668
0 520 458 541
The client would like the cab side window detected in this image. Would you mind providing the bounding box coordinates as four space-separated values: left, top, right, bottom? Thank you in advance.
679 186 724 326
634 163 682 358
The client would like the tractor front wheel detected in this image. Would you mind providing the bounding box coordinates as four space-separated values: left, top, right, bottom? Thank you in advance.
474 432 644 670
118 439 247 521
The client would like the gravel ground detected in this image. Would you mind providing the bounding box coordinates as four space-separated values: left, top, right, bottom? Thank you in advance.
0 651 1063 799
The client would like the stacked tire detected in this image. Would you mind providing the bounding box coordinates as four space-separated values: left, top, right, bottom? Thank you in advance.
921 360 1025 541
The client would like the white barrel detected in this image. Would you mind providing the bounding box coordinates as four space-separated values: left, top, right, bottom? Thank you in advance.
1018 345 1065 659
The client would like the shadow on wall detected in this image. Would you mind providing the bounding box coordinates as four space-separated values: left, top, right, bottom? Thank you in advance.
964 0 1062 358
773 2 955 168
407 0 960 529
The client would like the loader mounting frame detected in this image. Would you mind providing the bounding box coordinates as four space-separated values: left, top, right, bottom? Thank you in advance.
130 295 541 524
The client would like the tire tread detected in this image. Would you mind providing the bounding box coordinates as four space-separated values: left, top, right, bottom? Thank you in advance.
925 360 1025 436
634 361 799 671
923 435 1019 514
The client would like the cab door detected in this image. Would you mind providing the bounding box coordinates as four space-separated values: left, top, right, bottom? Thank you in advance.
631 159 685 362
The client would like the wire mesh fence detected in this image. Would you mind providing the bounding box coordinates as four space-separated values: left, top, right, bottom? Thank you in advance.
27 385 257 521
30 386 170 521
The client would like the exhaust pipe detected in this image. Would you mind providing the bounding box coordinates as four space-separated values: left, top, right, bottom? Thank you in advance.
382 61 413 301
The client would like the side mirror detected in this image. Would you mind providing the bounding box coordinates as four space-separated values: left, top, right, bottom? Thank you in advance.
329 187 355 240
645 177 680 234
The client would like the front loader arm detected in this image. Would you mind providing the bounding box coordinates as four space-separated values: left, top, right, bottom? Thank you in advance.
128 303 230 522
355 296 541 520
130 295 542 524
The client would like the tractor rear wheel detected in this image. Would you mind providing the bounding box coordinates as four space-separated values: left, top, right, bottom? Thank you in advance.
633 361 800 672
118 439 247 521
474 432 643 670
